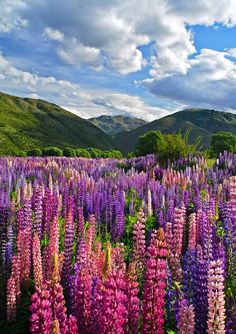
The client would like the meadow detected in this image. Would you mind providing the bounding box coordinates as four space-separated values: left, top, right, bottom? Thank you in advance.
0 152 235 333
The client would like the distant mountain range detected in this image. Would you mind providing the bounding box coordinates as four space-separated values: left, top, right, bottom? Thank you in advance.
89 115 146 135
0 91 235 155
115 109 236 152
0 92 114 155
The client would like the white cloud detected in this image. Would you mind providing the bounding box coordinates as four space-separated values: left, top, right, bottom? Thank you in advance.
2 0 236 116
0 54 168 120
144 49 236 111
44 27 64 41
0 0 28 33
2 0 236 76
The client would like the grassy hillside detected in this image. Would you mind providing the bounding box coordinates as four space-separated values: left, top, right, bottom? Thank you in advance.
115 109 236 152
89 115 146 135
0 92 115 155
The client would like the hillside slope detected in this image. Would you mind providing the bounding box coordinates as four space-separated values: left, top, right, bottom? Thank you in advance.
115 109 236 152
0 92 115 154
89 115 146 135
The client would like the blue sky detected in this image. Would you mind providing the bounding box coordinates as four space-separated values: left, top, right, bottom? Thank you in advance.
1 0 236 121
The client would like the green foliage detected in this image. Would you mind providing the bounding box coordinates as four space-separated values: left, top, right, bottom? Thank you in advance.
76 148 91 158
27 148 42 156
210 131 236 156
15 150 27 157
42 146 63 157
135 129 201 165
63 147 77 157
135 130 166 156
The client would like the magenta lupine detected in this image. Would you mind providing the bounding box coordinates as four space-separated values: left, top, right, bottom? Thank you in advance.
67 315 78 334
125 263 140 334
142 228 167 334
177 299 195 334
32 233 43 288
132 210 146 275
207 259 226 334
96 269 128 334
30 285 53 334
7 276 16 321
75 268 93 333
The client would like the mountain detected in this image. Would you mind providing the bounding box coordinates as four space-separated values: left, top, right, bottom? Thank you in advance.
89 115 147 135
115 109 236 152
0 91 115 155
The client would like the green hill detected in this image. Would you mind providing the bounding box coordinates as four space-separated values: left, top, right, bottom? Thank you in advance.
89 115 146 135
115 109 236 153
0 92 115 155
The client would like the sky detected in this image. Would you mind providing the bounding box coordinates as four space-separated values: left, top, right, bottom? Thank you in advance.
1 1 236 121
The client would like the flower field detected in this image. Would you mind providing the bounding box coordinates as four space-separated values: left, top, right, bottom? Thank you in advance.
0 152 236 333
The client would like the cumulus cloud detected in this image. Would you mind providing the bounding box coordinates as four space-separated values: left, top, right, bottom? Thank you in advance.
44 27 64 41
144 49 236 111
0 54 168 120
1 0 236 117
2 0 236 76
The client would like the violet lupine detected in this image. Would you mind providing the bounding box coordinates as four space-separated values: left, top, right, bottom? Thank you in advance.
32 233 43 288
193 257 209 334
7 276 16 321
207 259 226 334
132 210 146 276
33 186 43 240
142 228 167 334
177 299 195 334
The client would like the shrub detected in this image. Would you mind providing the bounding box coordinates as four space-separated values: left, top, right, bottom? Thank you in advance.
27 148 42 157
42 147 63 157
63 148 77 157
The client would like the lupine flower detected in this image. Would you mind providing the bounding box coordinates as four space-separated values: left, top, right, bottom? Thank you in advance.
142 228 167 334
177 299 195 334
95 269 128 334
207 259 226 334
7 276 16 321
132 210 146 276
32 233 43 288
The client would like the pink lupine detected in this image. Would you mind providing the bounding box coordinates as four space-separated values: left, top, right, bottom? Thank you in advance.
188 213 197 250
207 259 226 334
142 228 168 334
173 206 186 256
177 299 195 334
43 216 60 281
11 254 21 301
165 222 173 255
32 233 43 288
17 227 31 285
7 276 16 321
132 210 146 275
